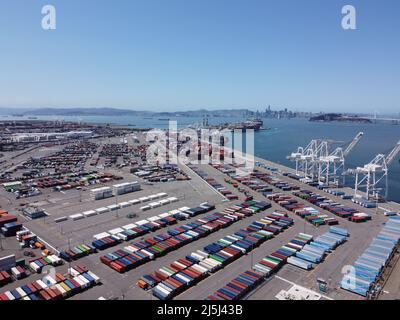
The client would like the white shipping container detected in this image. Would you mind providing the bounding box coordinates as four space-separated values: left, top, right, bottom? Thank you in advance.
136 220 149 226
30 261 41 272
16 287 27 297
83 210 97 217
108 227 125 235
70 213 84 221
141 249 154 259
11 267 21 278
36 280 48 289
4 291 15 300
124 245 138 253
122 223 137 230
149 202 161 208
54 216 68 223
93 232 110 240
107 204 120 211
86 271 100 284
78 275 90 287
120 202 131 208
156 192 168 198
55 284 67 297
68 267 80 277
191 264 208 274
96 207 110 214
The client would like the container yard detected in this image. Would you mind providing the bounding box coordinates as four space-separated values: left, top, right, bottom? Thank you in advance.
1 129 400 302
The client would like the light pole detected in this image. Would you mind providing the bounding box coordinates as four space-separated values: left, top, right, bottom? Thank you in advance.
115 194 119 218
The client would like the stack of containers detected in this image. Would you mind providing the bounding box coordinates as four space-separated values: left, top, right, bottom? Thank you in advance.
1 222 23 237
11 266 26 280
16 230 37 248
267 193 339 226
256 233 313 275
101 200 271 273
29 255 63 273
0 265 100 300
59 244 96 262
0 271 12 287
208 233 313 300
139 214 292 300
341 218 400 297
294 189 371 223
288 227 348 270
207 270 264 300
91 203 214 252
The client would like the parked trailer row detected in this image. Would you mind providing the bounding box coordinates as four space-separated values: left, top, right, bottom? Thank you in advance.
0 265 100 301
0 271 12 287
29 255 63 273
212 164 299 196
59 203 215 262
207 270 264 300
254 233 314 274
139 212 293 300
101 200 271 273
207 233 313 300
63 192 168 222
59 244 97 262
267 193 339 226
288 229 348 269
92 202 215 249
93 203 216 252
188 165 239 200
294 189 371 223
341 218 400 297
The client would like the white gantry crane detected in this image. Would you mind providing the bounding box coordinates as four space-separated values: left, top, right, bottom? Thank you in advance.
346 140 400 200
288 139 322 179
317 132 364 186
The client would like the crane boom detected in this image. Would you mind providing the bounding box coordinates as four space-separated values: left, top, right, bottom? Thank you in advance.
343 132 364 156
385 140 400 166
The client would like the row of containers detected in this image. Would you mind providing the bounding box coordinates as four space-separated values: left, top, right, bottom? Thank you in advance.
217 167 274 194
287 227 349 270
210 164 343 227
283 172 378 209
0 266 27 287
62 191 168 222
0 265 100 301
100 200 272 273
266 193 339 226
341 217 400 297
58 202 216 262
294 189 372 223
28 255 63 273
212 163 300 194
137 211 294 300
188 164 239 201
206 233 314 300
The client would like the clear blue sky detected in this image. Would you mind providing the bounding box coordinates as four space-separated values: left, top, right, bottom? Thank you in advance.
0 0 399 113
